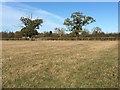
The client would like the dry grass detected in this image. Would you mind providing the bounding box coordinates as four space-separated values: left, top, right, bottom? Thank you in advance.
2 40 118 88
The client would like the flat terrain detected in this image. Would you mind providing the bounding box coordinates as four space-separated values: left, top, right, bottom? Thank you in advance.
2 40 118 88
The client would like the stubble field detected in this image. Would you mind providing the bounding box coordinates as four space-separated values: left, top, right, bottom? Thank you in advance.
2 40 118 88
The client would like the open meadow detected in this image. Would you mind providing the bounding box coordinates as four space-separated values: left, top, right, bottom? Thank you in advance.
2 40 118 88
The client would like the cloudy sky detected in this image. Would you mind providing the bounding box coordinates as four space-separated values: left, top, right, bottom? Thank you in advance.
0 2 118 33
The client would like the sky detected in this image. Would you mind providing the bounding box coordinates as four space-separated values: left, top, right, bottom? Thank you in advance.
1 0 119 2
0 2 118 33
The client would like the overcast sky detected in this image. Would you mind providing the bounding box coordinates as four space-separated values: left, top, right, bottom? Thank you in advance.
0 2 118 33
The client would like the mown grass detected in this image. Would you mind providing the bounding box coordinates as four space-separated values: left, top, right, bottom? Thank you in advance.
2 40 118 88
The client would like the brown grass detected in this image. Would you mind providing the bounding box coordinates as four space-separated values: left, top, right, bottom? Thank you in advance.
2 40 118 88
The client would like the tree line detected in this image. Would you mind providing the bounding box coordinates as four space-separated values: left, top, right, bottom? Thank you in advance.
1 12 119 40
1 27 119 40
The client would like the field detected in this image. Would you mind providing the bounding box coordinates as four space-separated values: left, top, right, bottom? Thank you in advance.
2 40 118 88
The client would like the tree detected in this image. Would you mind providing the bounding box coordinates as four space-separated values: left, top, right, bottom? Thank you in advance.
81 28 90 37
8 32 14 39
92 27 102 34
54 27 65 37
2 31 8 39
15 31 22 39
92 27 103 37
43 31 50 37
49 31 53 36
20 16 43 38
64 12 96 36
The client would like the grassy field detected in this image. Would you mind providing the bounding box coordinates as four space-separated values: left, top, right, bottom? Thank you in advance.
2 40 118 88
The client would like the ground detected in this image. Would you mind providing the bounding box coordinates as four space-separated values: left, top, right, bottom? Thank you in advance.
2 40 118 88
